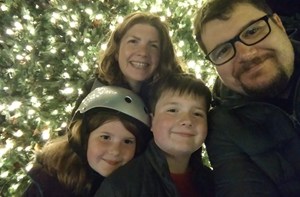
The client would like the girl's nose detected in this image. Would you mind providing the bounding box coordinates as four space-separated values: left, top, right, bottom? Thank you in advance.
108 142 121 156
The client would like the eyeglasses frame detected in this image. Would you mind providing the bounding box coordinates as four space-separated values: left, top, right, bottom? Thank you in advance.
205 14 272 66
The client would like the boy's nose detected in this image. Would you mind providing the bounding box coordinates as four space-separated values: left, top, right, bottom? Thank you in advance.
180 113 192 127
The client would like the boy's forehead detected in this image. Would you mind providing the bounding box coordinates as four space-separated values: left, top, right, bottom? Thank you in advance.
158 89 202 101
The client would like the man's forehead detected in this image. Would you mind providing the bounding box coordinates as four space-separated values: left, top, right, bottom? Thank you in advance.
201 4 267 51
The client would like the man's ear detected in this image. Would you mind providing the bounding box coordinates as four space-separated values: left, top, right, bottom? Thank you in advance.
272 13 285 32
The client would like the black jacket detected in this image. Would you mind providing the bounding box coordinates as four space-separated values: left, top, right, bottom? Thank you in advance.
94 140 214 197
206 38 300 197
22 165 103 197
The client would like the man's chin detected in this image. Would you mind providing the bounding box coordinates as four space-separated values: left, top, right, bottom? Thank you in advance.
242 77 289 98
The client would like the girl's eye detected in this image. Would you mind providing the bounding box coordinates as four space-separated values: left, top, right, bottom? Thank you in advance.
100 135 111 141
124 139 135 145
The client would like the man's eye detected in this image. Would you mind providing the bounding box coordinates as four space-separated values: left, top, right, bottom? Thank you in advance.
243 26 261 37
213 44 232 60
242 21 266 39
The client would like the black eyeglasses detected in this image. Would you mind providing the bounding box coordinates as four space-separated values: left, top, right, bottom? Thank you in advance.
206 15 272 66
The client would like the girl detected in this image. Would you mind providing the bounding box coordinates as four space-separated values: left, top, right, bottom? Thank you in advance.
23 86 152 197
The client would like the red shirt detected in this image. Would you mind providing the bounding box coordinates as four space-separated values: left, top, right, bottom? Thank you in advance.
170 171 200 197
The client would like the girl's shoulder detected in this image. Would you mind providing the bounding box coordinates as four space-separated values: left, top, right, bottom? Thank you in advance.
24 165 76 197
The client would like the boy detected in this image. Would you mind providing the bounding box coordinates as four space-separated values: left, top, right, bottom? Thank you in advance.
95 73 214 197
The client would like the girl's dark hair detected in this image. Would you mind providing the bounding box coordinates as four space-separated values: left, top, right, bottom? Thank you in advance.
36 109 151 195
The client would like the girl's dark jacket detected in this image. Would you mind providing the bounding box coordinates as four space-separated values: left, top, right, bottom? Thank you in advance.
206 36 300 196
94 140 214 197
22 165 104 197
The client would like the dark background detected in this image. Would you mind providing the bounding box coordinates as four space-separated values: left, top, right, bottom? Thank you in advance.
267 0 300 16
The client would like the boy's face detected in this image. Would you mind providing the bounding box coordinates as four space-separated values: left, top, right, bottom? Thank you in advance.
151 90 207 157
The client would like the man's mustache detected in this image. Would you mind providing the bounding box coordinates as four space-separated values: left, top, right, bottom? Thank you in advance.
234 53 273 79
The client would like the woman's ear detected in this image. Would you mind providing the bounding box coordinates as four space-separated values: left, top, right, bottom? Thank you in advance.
115 52 119 61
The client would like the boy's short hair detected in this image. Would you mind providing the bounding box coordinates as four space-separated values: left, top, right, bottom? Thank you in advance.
149 73 212 113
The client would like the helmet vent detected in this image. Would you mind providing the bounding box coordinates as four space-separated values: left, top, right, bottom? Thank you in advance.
124 96 132 103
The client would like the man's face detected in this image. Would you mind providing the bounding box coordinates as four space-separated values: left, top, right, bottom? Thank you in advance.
201 4 294 97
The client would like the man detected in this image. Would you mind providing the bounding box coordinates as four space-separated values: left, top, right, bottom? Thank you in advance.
194 0 300 196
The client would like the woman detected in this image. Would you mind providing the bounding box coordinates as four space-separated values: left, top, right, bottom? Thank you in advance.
72 11 183 115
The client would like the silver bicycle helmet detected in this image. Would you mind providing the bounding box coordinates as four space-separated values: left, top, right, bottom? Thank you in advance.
75 86 150 127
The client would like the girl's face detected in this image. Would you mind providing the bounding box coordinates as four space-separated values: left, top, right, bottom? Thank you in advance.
87 120 136 177
117 23 160 90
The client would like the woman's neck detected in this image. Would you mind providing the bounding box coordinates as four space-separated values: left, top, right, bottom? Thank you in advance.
128 81 142 93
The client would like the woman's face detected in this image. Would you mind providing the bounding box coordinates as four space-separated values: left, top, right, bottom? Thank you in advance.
87 120 136 177
117 23 160 90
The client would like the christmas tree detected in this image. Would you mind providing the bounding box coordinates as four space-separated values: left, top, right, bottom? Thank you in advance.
0 0 217 196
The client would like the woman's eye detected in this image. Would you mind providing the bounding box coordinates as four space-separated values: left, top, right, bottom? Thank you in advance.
128 39 137 44
151 44 159 49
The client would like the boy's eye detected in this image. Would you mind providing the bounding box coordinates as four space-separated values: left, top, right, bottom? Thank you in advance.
194 112 203 117
167 108 177 113
194 111 206 118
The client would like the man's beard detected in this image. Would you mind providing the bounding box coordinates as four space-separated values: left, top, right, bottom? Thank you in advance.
241 67 289 98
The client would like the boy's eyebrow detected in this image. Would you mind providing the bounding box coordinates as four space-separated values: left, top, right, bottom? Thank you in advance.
163 101 206 110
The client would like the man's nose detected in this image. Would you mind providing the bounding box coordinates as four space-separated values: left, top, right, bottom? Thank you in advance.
234 41 257 61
